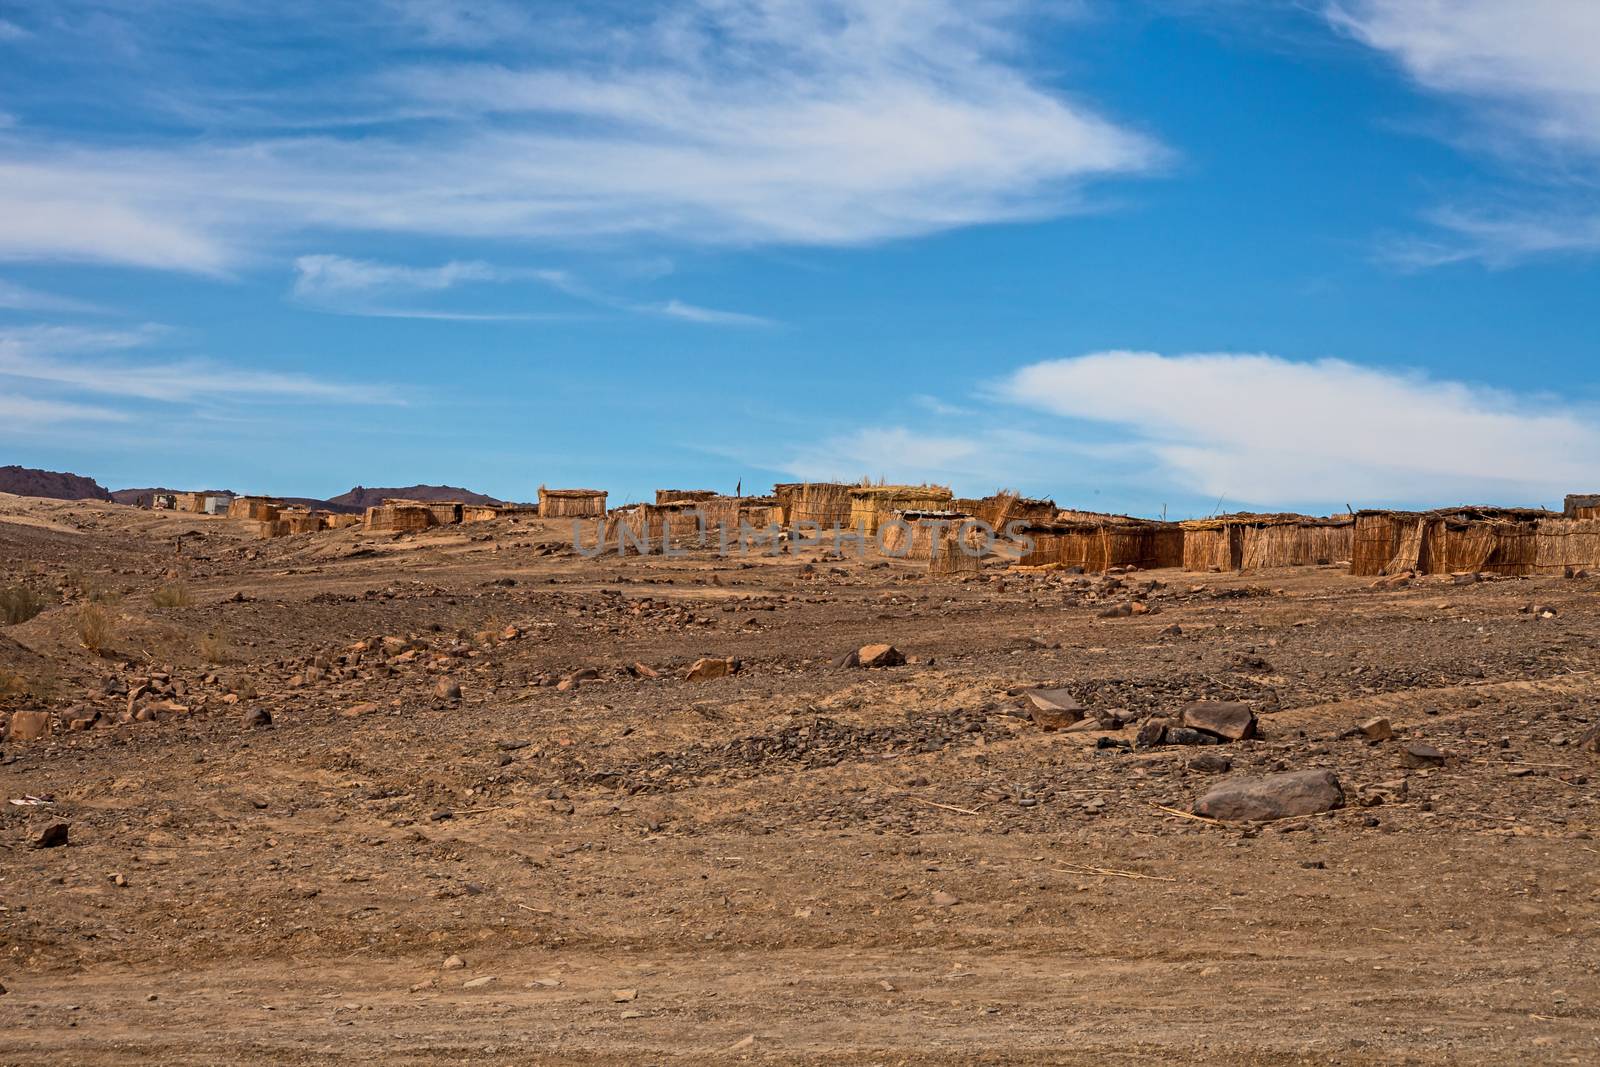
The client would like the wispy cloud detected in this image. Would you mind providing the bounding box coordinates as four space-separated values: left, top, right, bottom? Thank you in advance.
994 350 1598 507
0 18 28 41
0 324 401 405
290 253 772 325
0 0 1162 271
0 279 105 314
649 300 774 327
1330 0 1600 265
0 393 128 427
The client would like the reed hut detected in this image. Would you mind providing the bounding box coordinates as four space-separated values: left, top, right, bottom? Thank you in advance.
785 482 855 529
284 511 327 535
364 502 437 533
877 510 987 575
738 496 783 529
426 501 463 525
539 487 607 519
1351 507 1553 577
656 489 717 505
847 484 954 536
1563 494 1600 519
1181 513 1353 572
610 501 704 549
1017 516 1183 572
228 496 280 522
951 492 1058 529
325 513 364 530
174 492 203 514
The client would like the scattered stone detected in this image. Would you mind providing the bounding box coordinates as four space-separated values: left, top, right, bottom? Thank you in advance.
341 702 380 719
1097 603 1133 619
1181 701 1257 741
462 976 496 989
442 954 466 970
632 662 660 680
931 890 960 907
240 707 272 729
1135 716 1173 748
613 988 638 1002
434 678 463 701
5 711 51 741
31 821 70 849
684 656 739 681
1401 741 1446 768
1357 717 1393 741
1189 752 1232 774
830 649 860 669
857 644 906 668
1164 727 1217 746
1195 770 1345 822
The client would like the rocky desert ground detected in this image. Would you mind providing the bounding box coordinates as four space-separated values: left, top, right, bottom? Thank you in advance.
1 491 1596 1064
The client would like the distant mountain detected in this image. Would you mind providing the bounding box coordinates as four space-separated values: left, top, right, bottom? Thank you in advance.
328 485 507 511
0 465 113 502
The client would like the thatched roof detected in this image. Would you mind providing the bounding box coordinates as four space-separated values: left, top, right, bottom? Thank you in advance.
1181 512 1352 531
1355 505 1554 522
541 488 605 498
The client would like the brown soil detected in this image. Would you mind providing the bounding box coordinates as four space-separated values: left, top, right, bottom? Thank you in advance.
0 492 1595 1064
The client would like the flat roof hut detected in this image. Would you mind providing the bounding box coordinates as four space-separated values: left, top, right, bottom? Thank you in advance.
1351 507 1553 577
539 487 607 519
1180 513 1353 572
1016 514 1183 572
364 502 436 533
1563 494 1600 519
847 484 954 536
228 496 281 522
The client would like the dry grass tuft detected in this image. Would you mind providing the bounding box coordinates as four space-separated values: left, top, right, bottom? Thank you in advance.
197 630 233 664
76 603 115 652
0 584 48 625
151 581 193 608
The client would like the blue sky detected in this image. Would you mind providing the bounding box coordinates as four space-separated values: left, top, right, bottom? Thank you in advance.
2 1 1599 516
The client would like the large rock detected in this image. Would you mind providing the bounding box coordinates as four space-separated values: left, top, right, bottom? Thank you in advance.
684 657 739 682
856 644 905 669
1022 688 1082 730
1181 701 1257 741
1401 741 1446 767
5 710 51 741
1195 769 1345 822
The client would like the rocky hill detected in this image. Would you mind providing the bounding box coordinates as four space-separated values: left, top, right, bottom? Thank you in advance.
0 465 113 502
327 485 506 511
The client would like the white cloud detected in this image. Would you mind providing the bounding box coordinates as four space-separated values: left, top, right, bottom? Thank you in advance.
1330 1 1600 152
995 350 1598 507
0 0 1161 271
0 19 28 41
0 324 399 404
1330 1 1600 264
649 299 773 327
291 254 500 298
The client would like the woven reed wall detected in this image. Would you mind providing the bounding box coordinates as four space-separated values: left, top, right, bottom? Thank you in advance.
1019 522 1178 571
1182 526 1238 571
462 505 499 523
1533 518 1600 573
1238 522 1353 570
539 489 607 518
427 502 463 525
788 483 854 529
847 486 954 535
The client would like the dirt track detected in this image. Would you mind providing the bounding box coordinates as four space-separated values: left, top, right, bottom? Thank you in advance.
1 493 1596 1064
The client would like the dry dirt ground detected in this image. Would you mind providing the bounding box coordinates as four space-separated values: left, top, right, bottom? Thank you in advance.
0 491 1596 1065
